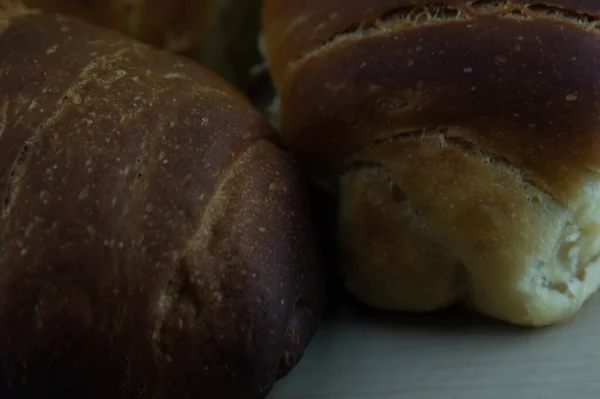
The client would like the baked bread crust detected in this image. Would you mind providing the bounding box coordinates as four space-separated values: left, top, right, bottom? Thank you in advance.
262 0 600 326
0 8 324 398
18 0 265 91
20 0 214 53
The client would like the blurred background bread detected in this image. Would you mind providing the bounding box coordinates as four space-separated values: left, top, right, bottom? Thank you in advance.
0 5 325 398
19 0 264 93
260 0 600 327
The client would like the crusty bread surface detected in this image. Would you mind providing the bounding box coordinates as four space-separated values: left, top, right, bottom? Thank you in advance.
20 0 214 53
0 6 324 398
261 0 600 326
17 0 265 92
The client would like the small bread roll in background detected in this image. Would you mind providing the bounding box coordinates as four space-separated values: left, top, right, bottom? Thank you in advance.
0 4 324 398
261 0 600 327
19 0 264 92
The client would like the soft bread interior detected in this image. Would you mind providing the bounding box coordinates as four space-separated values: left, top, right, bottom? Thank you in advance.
520 181 600 317
339 133 600 326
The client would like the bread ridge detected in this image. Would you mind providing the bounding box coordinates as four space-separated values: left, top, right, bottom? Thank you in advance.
261 0 600 326
275 13 600 204
341 132 600 325
262 0 600 88
338 160 467 312
0 10 324 398
290 2 600 73
17 0 215 54
18 0 265 92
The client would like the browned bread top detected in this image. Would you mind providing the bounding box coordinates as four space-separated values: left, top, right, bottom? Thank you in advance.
263 0 600 88
18 0 266 94
0 7 324 398
20 0 214 53
261 1 600 326
263 0 600 202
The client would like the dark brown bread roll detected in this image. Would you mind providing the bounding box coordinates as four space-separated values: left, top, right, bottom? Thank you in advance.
0 5 325 398
261 0 600 326
18 0 264 92
18 0 214 52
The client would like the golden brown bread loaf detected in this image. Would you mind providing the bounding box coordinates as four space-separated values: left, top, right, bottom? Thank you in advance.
18 0 264 91
261 0 600 326
0 6 325 398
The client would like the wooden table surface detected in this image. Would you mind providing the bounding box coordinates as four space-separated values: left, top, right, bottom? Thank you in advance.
269 291 600 399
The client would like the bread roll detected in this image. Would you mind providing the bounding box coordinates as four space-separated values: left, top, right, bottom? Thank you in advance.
17 0 264 91
261 0 600 326
17 0 213 52
0 6 324 398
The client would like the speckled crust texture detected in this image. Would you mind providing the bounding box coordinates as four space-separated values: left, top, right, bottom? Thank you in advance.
19 0 215 53
16 0 265 92
0 9 325 399
261 0 600 326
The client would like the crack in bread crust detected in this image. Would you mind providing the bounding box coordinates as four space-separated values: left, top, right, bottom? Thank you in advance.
342 131 600 325
346 127 560 206
184 138 269 256
1 46 145 221
288 2 600 72
345 136 555 258
153 138 268 358
339 161 471 307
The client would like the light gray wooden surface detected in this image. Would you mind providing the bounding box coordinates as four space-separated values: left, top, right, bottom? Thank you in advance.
269 294 600 399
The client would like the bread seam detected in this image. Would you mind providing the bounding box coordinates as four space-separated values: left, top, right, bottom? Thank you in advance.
154 137 271 356
186 137 270 256
284 2 600 77
345 137 596 306
351 132 597 290
340 160 470 302
0 45 138 223
345 127 562 207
